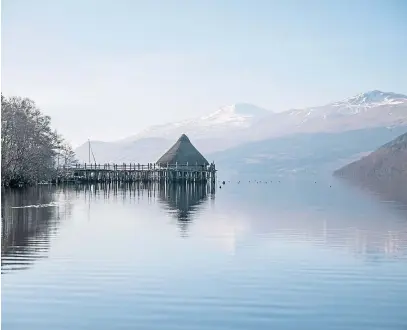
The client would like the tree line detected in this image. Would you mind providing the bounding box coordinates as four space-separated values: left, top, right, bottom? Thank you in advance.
1 94 77 187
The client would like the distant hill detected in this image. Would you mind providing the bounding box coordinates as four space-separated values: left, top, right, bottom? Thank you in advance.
334 132 407 204
334 132 407 179
210 126 407 177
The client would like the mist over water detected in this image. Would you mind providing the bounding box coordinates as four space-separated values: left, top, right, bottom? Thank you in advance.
2 178 407 330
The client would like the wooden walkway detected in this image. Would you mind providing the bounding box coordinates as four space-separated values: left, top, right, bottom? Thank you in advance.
57 163 217 184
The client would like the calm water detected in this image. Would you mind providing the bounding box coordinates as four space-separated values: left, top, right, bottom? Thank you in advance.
2 177 407 330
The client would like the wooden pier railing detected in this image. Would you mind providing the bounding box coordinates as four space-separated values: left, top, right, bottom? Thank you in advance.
58 163 215 172
56 163 217 184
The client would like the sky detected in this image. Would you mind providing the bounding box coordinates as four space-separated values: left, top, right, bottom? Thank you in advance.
2 0 407 147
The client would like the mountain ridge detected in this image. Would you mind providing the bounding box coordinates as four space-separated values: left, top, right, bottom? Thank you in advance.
74 90 407 164
119 102 271 143
127 90 407 143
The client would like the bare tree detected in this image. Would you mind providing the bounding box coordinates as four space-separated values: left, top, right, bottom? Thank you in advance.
1 95 76 186
55 142 78 167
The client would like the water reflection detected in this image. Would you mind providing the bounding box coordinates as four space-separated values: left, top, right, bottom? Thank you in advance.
358 178 407 211
66 182 215 236
157 183 214 236
2 181 406 277
213 180 407 261
2 183 407 330
334 176 407 213
1 186 72 274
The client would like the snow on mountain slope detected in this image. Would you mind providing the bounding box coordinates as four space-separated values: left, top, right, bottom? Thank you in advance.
121 91 406 144
333 90 407 109
249 90 407 141
199 103 270 126
287 90 407 118
121 103 271 142
75 90 407 163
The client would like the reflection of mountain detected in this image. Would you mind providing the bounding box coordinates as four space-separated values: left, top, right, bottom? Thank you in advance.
214 183 407 260
1 186 71 274
157 183 213 236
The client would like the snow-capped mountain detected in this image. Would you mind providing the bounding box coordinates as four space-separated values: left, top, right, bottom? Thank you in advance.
200 103 271 126
125 90 406 143
249 90 407 140
334 90 407 108
287 90 406 119
75 90 407 164
121 103 270 142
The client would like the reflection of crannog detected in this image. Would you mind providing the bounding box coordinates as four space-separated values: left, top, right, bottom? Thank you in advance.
73 182 215 236
157 183 214 236
1 187 70 274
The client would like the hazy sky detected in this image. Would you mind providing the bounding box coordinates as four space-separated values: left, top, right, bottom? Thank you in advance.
2 0 407 147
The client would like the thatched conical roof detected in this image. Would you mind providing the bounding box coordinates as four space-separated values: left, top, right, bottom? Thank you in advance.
156 134 209 166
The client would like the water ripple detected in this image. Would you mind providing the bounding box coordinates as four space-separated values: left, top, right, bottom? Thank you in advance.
2 184 407 330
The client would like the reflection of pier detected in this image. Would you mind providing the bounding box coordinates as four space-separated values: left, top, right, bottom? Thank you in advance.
1 187 71 274
75 182 215 235
72 182 215 237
